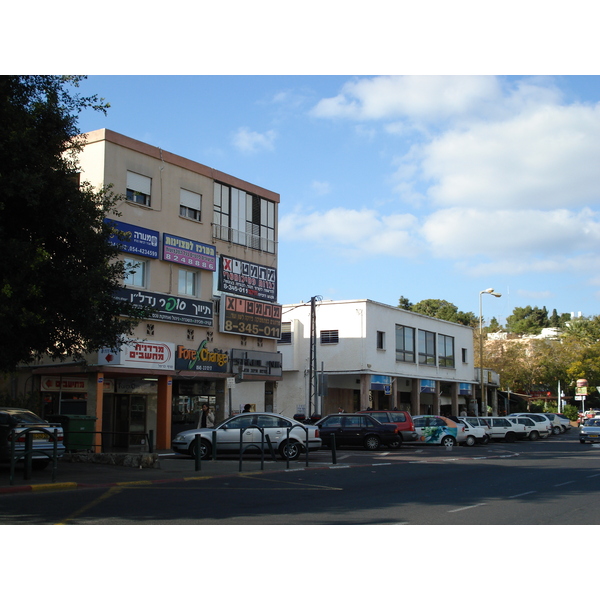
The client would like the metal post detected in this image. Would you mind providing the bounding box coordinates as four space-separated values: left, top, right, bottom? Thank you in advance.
194 433 201 471
479 288 501 417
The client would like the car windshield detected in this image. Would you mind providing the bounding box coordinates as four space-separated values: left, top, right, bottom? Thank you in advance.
0 409 47 425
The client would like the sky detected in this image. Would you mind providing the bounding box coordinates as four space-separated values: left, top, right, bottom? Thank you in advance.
71 74 600 325
7 2 599 327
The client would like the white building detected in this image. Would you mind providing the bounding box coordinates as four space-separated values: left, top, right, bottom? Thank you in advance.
277 299 480 417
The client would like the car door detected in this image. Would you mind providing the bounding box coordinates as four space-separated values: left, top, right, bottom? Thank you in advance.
254 414 292 448
215 414 255 451
318 415 343 446
341 415 365 446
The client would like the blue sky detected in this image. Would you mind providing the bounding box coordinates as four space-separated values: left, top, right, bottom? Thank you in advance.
10 2 598 325
72 74 600 324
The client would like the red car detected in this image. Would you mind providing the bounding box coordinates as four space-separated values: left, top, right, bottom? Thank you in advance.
357 410 418 447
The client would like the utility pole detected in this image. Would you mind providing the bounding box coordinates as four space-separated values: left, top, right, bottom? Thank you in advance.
308 296 321 417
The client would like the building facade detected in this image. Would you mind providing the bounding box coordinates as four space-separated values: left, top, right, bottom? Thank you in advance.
277 299 483 418
9 129 282 451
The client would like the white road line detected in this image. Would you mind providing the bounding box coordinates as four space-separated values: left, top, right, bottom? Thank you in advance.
508 491 537 498
586 473 600 478
554 480 575 487
448 503 486 513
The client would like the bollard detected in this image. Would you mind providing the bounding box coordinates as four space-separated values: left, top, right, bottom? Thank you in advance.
194 433 202 471
331 433 337 464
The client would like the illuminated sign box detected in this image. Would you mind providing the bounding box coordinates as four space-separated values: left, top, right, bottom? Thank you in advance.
220 294 282 339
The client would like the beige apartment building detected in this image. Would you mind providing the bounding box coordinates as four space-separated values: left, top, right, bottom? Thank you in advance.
11 129 282 452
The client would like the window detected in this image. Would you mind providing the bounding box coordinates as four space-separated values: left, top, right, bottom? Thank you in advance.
180 188 202 221
126 171 151 207
377 331 385 350
320 330 339 344
123 259 147 288
178 269 198 297
395 325 415 363
418 330 436 365
213 182 276 253
439 334 455 368
462 348 468 363
279 322 292 344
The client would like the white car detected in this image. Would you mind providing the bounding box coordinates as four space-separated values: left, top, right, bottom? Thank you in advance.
509 413 554 436
172 412 322 460
458 419 489 446
507 416 549 441
481 416 528 442
461 416 493 440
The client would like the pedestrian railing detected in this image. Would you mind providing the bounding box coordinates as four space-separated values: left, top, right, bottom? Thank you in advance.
9 426 60 485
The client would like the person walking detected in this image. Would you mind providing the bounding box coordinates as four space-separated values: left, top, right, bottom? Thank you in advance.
199 403 215 428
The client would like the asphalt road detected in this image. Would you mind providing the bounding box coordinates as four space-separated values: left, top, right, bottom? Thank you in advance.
1 430 598 525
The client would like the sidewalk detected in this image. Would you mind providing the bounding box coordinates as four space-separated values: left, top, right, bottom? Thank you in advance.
0 451 319 495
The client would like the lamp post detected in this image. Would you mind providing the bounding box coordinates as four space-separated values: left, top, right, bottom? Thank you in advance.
479 288 501 416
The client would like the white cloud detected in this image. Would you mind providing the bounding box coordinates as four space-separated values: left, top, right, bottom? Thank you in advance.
279 207 422 258
419 103 600 210
232 126 276 153
311 180 331 196
311 75 502 121
421 207 600 261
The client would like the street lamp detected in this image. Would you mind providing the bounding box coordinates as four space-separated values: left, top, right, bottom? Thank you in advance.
479 288 501 416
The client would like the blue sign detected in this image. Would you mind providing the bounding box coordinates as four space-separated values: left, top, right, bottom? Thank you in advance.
420 379 435 394
106 219 160 259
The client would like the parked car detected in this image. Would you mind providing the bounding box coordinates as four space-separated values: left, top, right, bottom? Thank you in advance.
507 416 548 441
357 410 418 444
551 413 572 432
458 419 489 446
0 407 66 469
509 413 555 436
579 419 600 444
172 412 321 460
316 413 401 450
481 416 528 442
461 416 493 440
410 416 463 447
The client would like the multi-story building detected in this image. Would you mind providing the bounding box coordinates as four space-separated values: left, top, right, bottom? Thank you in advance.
277 299 483 417
10 129 282 451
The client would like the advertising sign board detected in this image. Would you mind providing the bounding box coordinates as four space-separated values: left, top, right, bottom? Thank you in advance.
220 294 282 339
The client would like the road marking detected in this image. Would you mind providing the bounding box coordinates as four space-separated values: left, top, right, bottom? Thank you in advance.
448 503 486 513
586 473 600 478
508 491 537 498
56 486 122 525
554 480 575 487
371 462 391 466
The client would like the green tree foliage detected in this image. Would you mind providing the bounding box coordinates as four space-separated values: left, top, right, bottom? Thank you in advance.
397 296 413 310
0 76 145 372
505 305 550 335
562 315 600 345
409 298 477 327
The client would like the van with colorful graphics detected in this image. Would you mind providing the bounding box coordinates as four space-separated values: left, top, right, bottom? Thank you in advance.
409 415 463 447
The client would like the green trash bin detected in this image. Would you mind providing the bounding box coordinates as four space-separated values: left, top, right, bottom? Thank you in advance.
48 415 97 452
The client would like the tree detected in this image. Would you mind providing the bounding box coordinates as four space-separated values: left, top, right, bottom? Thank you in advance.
410 298 477 327
0 76 145 372
505 305 550 335
397 296 413 310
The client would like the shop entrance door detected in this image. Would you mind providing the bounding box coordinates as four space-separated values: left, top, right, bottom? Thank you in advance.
114 395 147 449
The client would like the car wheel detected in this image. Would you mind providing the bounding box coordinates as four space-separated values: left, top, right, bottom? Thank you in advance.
529 430 540 441
553 426 561 435
364 435 381 451
441 436 456 448
482 434 490 445
505 431 516 442
388 440 402 449
190 439 211 460
465 435 476 447
580 439 586 444
279 440 302 460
